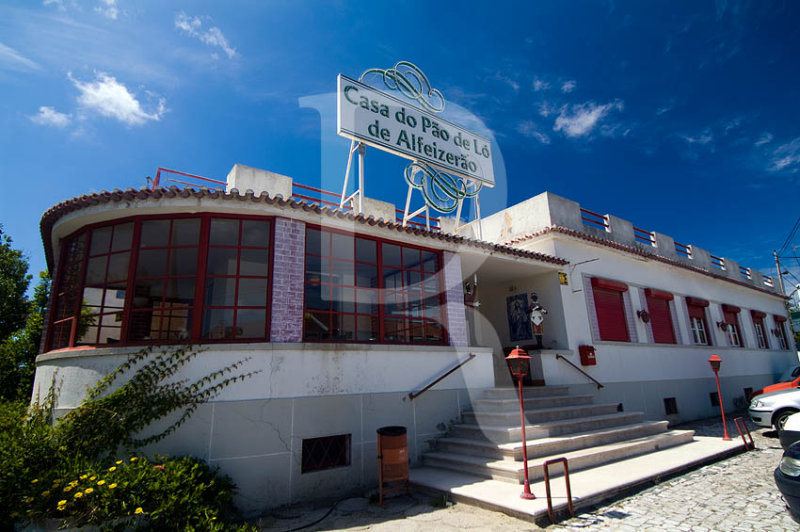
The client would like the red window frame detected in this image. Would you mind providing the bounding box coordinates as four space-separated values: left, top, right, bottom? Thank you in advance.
686 297 711 346
722 304 743 347
645 288 676 344
302 225 447 345
775 315 790 350
591 277 629 342
45 213 274 351
751 310 769 349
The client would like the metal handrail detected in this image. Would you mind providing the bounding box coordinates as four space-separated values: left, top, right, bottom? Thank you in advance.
408 354 476 401
556 354 604 390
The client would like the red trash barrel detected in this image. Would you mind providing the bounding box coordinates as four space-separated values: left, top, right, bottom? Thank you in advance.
377 426 409 505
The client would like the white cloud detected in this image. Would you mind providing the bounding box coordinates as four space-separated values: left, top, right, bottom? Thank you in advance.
175 12 237 59
755 132 773 147
561 80 576 93
29 106 71 128
516 121 551 144
70 72 165 126
770 137 800 173
0 42 40 71
538 101 557 117
553 100 624 138
43 0 65 10
681 130 714 145
532 78 550 92
95 0 118 20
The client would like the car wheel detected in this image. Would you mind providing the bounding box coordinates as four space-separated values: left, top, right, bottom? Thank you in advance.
775 410 799 433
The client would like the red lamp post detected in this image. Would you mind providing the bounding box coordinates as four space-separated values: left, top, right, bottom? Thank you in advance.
506 346 536 500
708 354 731 441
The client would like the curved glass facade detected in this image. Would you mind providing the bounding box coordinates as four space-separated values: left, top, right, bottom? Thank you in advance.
47 214 274 350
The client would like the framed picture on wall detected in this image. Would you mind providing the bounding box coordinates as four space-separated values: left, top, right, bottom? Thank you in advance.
506 293 532 342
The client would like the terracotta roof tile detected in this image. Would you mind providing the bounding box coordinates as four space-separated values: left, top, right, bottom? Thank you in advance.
40 186 568 269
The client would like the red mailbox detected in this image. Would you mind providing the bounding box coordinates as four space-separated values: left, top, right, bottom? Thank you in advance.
579 345 597 366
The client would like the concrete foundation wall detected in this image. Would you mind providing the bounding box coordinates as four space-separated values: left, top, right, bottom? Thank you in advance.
34 343 492 515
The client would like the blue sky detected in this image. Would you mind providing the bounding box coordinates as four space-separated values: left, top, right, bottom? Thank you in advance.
2 1 799 294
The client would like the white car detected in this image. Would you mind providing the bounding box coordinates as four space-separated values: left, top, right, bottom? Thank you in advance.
749 388 800 432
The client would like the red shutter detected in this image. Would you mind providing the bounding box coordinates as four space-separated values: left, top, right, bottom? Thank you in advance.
645 288 673 301
775 315 788 323
751 310 767 319
687 303 705 320
685 297 709 307
646 294 675 343
723 310 738 326
591 277 628 292
722 304 740 313
593 287 629 341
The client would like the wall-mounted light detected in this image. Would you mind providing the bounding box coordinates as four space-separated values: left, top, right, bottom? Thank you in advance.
717 321 728 332
637 310 651 323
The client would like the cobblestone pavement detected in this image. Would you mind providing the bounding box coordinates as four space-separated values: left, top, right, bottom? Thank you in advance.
256 417 798 531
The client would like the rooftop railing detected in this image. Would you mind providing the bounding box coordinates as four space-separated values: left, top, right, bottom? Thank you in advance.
633 226 655 247
580 208 608 230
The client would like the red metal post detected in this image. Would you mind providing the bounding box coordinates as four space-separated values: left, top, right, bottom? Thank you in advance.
543 457 574 524
734 417 755 450
517 372 536 500
709 354 731 441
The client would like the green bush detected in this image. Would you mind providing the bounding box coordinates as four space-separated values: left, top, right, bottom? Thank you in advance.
13 454 247 531
0 345 259 531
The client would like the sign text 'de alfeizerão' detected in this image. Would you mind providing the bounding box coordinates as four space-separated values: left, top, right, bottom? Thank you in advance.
337 74 495 186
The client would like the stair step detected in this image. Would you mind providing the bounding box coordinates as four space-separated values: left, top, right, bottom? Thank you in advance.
473 394 595 412
451 412 645 443
462 403 620 425
434 420 670 460
483 386 570 399
422 429 695 484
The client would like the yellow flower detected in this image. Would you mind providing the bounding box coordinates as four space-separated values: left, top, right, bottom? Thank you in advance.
63 486 72 492
130 457 138 462
10 512 18 518
108 466 117 472
108 483 117 489
23 496 34 503
116 460 123 465
134 507 144 515
58 499 67 506
89 476 96 481
97 480 106 486
80 474 88 480
41 490 50 497
31 479 38 484
84 487 94 495
74 492 83 499
69 480 79 487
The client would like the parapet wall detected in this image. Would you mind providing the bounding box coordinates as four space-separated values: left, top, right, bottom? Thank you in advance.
477 191 781 296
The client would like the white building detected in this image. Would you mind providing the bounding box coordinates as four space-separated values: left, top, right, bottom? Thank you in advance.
33 164 795 514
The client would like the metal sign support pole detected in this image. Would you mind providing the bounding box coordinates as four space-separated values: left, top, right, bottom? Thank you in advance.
357 143 365 214
340 141 365 213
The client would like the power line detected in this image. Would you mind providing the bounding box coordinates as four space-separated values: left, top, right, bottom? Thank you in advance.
778 214 800 257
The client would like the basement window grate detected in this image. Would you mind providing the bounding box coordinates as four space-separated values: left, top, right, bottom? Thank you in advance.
301 434 351 474
664 397 678 415
709 392 720 407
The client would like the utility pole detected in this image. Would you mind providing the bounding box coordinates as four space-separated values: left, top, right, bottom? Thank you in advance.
775 249 787 295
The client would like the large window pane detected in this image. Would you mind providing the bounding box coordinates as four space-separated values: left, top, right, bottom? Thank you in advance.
140 220 170 247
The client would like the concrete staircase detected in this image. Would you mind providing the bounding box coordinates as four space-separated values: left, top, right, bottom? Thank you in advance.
421 386 695 485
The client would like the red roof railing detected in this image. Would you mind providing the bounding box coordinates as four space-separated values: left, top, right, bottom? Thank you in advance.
580 208 608 230
633 226 655 247
151 167 226 189
674 241 692 258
